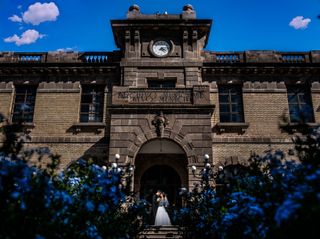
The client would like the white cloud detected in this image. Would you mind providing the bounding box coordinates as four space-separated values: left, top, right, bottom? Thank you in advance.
56 47 75 52
22 2 59 25
8 15 23 23
289 16 311 30
4 29 45 46
17 5 23 10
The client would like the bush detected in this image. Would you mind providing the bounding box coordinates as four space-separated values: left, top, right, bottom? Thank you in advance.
0 115 148 239
174 125 320 239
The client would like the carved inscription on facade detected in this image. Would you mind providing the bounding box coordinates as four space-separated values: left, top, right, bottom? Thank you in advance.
118 89 192 104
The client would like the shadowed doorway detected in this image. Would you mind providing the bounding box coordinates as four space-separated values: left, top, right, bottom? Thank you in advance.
134 139 188 207
140 164 181 206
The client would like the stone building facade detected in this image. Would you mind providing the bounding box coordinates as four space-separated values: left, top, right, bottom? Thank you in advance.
1 5 320 203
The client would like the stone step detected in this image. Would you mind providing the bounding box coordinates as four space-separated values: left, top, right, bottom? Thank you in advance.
137 226 184 239
143 226 181 231
138 234 183 239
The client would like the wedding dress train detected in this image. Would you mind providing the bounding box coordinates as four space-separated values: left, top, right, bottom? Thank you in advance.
154 199 171 226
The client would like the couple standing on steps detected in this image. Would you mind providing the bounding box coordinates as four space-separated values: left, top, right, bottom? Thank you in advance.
152 190 171 226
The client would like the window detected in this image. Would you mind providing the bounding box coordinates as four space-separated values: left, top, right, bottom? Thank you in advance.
218 85 244 123
287 85 314 123
12 85 37 123
148 80 175 89
80 86 104 122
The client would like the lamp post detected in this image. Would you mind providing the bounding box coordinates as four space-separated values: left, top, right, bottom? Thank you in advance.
109 154 135 192
191 154 223 189
111 154 134 175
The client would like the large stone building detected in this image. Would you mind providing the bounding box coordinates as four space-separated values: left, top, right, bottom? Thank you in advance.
1 5 320 204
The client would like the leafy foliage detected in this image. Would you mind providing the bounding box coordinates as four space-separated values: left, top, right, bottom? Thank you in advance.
0 115 148 239
174 124 320 239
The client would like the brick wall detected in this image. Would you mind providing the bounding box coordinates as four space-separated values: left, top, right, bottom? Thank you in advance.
209 80 291 137
0 75 319 189
0 82 13 118
32 91 81 136
25 142 108 169
311 84 320 122
242 92 288 137
212 141 294 166
208 79 300 168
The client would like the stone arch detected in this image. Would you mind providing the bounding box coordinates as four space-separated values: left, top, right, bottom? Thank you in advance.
126 128 197 165
133 138 189 204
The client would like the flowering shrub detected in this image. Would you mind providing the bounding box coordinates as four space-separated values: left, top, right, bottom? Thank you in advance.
0 116 148 239
175 124 320 239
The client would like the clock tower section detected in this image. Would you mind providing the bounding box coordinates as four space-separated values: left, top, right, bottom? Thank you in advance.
111 4 212 87
109 5 214 190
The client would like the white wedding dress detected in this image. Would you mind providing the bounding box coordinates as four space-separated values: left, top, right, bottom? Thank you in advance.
155 199 171 226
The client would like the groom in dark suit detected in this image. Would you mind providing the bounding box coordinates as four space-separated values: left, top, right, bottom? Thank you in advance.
152 190 161 223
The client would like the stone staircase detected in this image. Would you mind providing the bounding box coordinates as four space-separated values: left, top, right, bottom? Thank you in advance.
137 225 185 239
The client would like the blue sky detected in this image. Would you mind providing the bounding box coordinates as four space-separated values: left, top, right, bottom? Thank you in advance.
0 0 319 52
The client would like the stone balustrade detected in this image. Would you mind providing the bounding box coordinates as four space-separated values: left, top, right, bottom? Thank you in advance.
0 50 319 64
216 53 241 63
17 53 46 63
79 52 120 63
280 53 307 63
203 50 320 63
0 51 121 64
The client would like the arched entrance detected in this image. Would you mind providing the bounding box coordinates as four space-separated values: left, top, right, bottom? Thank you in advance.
134 138 188 207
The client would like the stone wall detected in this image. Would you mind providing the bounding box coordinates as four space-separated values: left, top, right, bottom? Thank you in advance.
212 141 294 166
0 82 13 118
0 80 111 166
207 77 316 167
24 141 108 169
32 82 81 136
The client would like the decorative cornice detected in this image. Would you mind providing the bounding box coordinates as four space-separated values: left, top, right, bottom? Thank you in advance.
0 65 119 75
202 65 320 77
212 136 293 144
22 136 108 144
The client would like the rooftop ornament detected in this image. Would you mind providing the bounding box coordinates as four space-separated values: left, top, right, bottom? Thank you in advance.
128 4 140 12
182 4 196 19
127 4 141 19
183 4 194 12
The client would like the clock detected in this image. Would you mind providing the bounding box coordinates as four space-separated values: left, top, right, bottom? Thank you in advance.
151 40 171 57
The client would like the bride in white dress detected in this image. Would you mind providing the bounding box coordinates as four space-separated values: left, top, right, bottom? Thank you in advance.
155 192 171 226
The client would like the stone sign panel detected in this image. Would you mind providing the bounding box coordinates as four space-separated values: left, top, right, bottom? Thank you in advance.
119 89 192 104
112 86 210 106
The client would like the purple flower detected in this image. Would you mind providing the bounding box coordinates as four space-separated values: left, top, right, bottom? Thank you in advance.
10 191 20 199
97 204 108 214
20 200 26 210
34 235 45 239
86 224 102 239
275 198 301 226
85 200 95 212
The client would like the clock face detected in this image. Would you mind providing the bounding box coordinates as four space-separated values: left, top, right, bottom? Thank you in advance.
152 40 171 57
